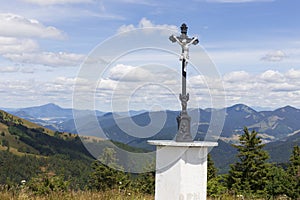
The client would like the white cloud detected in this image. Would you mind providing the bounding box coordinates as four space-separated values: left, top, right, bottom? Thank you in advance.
94 67 300 110
0 14 85 68
0 66 20 73
0 77 78 108
108 64 157 82
92 63 182 111
0 36 84 68
117 18 177 34
259 70 285 83
222 69 300 108
2 67 300 110
0 36 38 54
98 79 118 90
0 13 65 39
271 82 298 92
3 51 85 67
285 68 300 79
20 0 93 6
261 50 287 62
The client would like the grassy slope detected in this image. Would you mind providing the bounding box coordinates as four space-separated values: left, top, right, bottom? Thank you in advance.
0 110 153 184
0 110 88 158
0 110 54 134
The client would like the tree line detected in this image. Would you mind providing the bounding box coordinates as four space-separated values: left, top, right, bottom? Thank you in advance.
0 126 299 199
87 127 300 199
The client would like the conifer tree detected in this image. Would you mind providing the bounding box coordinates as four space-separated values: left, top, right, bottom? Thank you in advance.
227 127 270 196
265 165 290 199
207 153 217 181
286 145 300 199
207 154 227 197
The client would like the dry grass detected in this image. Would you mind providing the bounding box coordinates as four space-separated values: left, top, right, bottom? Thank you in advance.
207 195 291 200
0 190 292 200
0 189 154 200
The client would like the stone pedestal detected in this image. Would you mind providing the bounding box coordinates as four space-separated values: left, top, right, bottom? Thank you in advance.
148 140 218 200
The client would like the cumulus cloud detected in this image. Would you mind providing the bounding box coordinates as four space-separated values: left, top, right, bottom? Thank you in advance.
3 51 85 67
0 36 84 67
0 14 85 68
0 77 79 107
0 37 39 54
21 0 93 6
223 69 300 108
285 68 300 79
2 67 300 110
97 79 118 91
89 64 300 110
108 64 157 82
117 18 177 34
90 63 182 111
259 70 285 83
0 13 65 39
261 50 287 62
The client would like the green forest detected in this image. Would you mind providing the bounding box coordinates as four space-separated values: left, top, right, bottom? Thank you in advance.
0 110 299 199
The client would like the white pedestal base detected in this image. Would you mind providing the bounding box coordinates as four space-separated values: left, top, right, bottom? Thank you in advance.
148 140 218 200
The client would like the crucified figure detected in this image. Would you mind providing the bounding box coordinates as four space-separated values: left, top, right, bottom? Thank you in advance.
170 35 198 63
169 23 199 72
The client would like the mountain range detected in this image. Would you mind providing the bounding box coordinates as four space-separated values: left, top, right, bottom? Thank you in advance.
1 104 300 174
5 103 300 144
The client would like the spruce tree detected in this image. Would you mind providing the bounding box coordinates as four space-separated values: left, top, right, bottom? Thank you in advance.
265 165 290 199
227 127 270 196
207 154 227 197
286 145 300 199
207 153 217 181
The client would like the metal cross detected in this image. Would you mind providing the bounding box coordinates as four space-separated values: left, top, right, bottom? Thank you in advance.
169 23 199 142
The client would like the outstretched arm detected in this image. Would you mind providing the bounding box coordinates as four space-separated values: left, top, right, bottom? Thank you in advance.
186 37 198 47
169 35 183 46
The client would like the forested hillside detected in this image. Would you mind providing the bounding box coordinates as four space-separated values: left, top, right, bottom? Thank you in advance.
1 109 299 200
0 110 153 191
0 110 94 189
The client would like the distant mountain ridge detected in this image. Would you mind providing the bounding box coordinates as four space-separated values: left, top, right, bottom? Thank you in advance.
8 103 105 131
1 108 299 174
16 103 73 118
3 103 300 144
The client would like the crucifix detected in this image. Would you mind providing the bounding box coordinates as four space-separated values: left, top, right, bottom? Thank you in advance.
169 23 199 142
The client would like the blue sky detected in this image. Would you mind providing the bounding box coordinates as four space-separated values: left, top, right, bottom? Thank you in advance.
0 0 300 111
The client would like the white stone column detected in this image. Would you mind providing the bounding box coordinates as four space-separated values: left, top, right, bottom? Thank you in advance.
148 140 218 200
